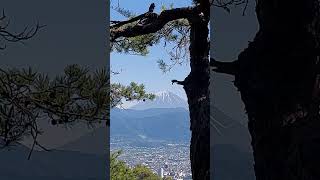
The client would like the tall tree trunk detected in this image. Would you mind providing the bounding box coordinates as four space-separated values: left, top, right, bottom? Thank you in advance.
233 0 320 179
110 2 211 178
182 14 210 180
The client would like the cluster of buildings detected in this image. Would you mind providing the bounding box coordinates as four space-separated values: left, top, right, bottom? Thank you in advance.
111 136 192 180
157 167 192 180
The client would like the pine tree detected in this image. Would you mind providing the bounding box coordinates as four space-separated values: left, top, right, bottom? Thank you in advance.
110 1 211 179
0 10 153 160
211 0 320 179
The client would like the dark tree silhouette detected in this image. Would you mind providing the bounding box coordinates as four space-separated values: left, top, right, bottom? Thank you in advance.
0 10 153 160
212 0 320 179
0 65 109 159
0 10 44 49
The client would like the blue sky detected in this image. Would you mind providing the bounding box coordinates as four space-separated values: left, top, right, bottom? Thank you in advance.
110 0 193 100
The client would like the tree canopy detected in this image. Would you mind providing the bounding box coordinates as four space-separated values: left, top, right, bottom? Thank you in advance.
110 3 190 72
0 10 154 159
110 150 168 180
110 1 252 179
0 65 109 156
110 1 212 179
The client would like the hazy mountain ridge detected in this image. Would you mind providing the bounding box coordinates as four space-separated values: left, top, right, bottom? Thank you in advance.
8 90 253 180
112 91 251 147
112 91 254 180
111 107 190 142
0 144 106 179
211 107 254 179
111 91 191 142
60 126 108 155
212 107 252 152
131 91 188 110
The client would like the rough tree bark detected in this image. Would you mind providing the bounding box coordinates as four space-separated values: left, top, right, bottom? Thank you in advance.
111 2 210 179
212 0 320 179
184 10 210 180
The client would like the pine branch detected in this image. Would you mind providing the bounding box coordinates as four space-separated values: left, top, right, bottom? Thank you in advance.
110 5 199 41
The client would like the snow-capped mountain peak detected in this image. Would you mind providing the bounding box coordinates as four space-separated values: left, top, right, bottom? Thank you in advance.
131 91 188 110
155 90 172 96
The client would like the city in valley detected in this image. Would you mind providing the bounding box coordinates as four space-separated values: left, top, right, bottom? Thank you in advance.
111 136 192 180
110 91 193 179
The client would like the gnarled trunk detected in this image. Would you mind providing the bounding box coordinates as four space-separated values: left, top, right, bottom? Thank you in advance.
234 0 320 179
110 2 211 178
183 15 210 180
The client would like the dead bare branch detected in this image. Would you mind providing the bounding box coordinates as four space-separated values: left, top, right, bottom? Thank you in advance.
0 10 45 50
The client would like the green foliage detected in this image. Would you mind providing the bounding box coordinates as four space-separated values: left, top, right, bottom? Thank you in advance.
113 6 136 18
111 82 155 108
132 164 161 180
160 3 174 11
0 65 109 149
110 3 190 72
0 64 154 150
163 177 173 180
110 150 135 179
110 150 162 180
113 34 161 56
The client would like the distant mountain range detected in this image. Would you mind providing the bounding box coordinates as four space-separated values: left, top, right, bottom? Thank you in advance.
111 107 190 142
211 105 254 179
113 90 255 179
0 117 108 179
112 90 252 150
131 91 188 110
111 91 190 142
0 90 255 179
0 144 107 180
211 107 252 152
60 127 108 155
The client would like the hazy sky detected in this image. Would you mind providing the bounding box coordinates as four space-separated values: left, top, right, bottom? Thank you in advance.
0 0 107 75
0 0 108 149
211 2 259 124
110 0 259 120
210 2 259 179
110 0 194 101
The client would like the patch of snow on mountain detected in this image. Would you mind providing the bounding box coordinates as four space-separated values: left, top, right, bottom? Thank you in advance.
131 91 188 110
